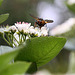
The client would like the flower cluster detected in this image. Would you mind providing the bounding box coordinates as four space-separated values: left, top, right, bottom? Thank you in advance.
0 22 48 47
14 22 48 37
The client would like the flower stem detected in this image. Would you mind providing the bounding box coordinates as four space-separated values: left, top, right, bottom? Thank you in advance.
13 35 19 45
20 34 23 43
13 42 17 47
11 33 13 44
6 33 11 43
23 35 26 42
6 33 13 47
3 33 13 47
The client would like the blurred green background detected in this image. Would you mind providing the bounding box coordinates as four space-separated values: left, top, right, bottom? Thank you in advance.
0 0 75 74
0 0 39 25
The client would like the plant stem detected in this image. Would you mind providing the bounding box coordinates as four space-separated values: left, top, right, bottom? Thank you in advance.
23 35 26 42
6 33 11 43
13 42 17 47
3 33 13 47
13 36 19 45
18 34 21 44
11 33 13 44
20 34 23 43
6 33 13 47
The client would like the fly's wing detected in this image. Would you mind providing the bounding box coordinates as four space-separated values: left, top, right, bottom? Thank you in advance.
30 14 43 21
29 14 39 21
45 19 54 23
38 18 43 21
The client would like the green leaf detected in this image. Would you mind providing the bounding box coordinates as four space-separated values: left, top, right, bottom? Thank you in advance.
0 61 31 75
15 36 66 67
0 46 13 55
0 49 20 72
0 0 3 6
0 14 9 24
26 62 37 74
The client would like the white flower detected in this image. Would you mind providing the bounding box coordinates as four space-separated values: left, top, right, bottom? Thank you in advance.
29 27 38 36
15 22 31 32
50 18 75 36
67 0 75 5
9 25 17 33
41 27 47 30
0 28 5 36
24 29 29 35
29 28 36 34
41 30 48 36
35 27 40 31
40 27 48 36
0 28 5 33
34 27 40 36
4 28 10 33
29 26 34 29
0 26 10 33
